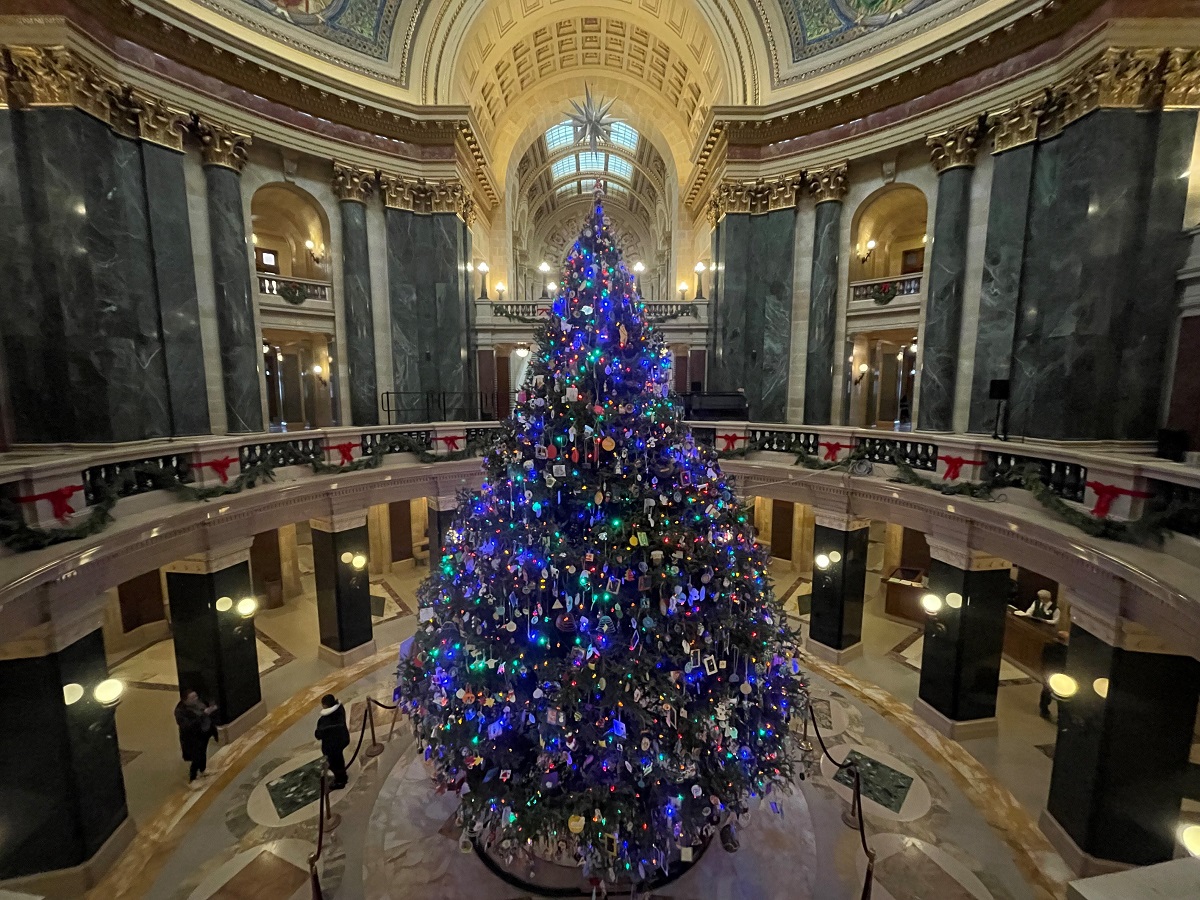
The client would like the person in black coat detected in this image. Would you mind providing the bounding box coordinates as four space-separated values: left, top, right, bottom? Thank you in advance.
315 693 351 789
175 689 218 783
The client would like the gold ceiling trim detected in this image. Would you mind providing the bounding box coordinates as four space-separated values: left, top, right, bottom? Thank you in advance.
379 173 476 224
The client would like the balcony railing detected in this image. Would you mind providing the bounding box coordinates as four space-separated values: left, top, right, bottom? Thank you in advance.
256 274 332 304
849 274 922 305
479 299 708 326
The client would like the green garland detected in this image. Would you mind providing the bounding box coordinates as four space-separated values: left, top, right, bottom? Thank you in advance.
0 436 496 555
865 282 899 305
278 281 308 305
491 305 547 324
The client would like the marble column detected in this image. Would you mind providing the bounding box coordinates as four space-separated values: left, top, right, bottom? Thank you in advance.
918 119 985 432
805 514 869 663
0 626 132 889
382 177 474 423
311 513 376 667
709 206 797 421
427 496 458 574
0 103 208 442
1010 109 1196 440
334 164 379 426
164 541 265 740
197 117 262 433
1042 616 1200 872
912 544 1011 740
803 164 848 425
966 142 1035 433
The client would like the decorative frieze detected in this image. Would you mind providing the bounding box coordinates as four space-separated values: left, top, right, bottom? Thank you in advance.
332 162 376 203
379 173 475 222
706 173 804 224
807 163 849 205
194 115 251 171
927 117 986 172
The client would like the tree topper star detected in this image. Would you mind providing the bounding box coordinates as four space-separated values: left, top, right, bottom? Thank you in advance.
567 85 615 153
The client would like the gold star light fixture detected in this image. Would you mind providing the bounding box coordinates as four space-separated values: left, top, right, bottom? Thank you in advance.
567 85 615 153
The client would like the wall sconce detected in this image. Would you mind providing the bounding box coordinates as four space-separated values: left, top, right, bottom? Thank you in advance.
477 261 490 299
815 553 830 571
678 281 689 302
694 262 706 300
515 344 530 359
63 683 85 705
340 550 367 571
854 362 870 386
305 238 324 265
633 261 645 273
495 282 506 302
1178 824 1200 857
547 282 558 296
539 261 552 299
93 678 125 708
236 596 258 618
858 239 876 264
311 363 328 386
920 593 943 614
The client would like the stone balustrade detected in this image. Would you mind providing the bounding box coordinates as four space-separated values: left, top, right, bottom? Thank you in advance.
849 274 924 305
3 420 1200 658
255 273 333 304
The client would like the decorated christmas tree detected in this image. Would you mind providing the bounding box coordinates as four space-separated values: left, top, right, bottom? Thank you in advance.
397 184 803 888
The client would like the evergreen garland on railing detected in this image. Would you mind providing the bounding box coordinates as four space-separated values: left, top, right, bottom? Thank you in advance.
0 435 497 554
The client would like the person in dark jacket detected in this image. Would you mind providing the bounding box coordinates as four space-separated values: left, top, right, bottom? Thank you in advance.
315 694 351 789
175 689 218 784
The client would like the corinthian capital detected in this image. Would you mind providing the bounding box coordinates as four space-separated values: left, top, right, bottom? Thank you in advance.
807 162 849 204
194 116 251 172
927 117 986 173
332 163 376 203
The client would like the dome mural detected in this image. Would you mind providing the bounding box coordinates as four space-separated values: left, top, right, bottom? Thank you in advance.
775 0 945 61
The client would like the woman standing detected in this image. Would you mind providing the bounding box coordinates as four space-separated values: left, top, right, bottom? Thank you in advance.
175 688 218 785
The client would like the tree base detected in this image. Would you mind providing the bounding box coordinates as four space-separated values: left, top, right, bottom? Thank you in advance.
472 836 708 897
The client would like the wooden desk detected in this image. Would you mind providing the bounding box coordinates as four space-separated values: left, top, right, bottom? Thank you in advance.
1003 610 1059 676
884 567 926 624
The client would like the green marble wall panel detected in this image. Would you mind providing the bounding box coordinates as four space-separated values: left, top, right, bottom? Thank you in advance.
804 200 843 425
339 199 378 425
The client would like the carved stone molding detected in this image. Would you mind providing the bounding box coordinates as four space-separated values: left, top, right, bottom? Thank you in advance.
379 173 474 222
927 117 987 173
129 90 190 151
925 537 1010 572
194 115 251 172
1163 48 1200 108
807 163 849 205
991 89 1057 154
332 162 376 204
706 173 804 224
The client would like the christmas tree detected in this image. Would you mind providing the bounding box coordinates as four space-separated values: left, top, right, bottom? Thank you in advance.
397 184 803 887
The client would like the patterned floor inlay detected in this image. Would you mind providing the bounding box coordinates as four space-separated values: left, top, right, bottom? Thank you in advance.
370 579 409 624
834 749 914 813
112 630 295 691
265 757 326 819
888 632 1035 686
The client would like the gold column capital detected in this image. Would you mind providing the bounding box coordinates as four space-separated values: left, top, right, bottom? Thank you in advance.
332 162 376 203
379 173 473 221
991 90 1055 154
129 91 189 152
927 117 986 173
1163 49 1200 108
806 162 849 204
707 174 803 223
194 116 251 172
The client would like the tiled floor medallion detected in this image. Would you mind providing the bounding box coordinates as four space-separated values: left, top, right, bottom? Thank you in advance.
246 748 356 828
112 631 294 691
820 744 932 822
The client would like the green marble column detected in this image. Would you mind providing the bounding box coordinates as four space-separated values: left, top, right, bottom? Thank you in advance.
803 164 848 425
334 164 378 425
917 120 985 433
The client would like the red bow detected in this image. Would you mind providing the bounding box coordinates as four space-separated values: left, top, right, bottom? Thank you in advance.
18 484 83 522
1085 480 1152 518
938 455 985 481
434 435 463 451
717 433 747 451
819 441 853 461
194 455 237 483
323 442 357 464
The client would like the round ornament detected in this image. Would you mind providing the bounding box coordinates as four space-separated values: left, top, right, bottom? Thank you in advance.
568 815 586 834
602 437 616 451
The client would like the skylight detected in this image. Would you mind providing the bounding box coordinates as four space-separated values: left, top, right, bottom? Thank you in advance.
578 152 605 173
551 157 577 178
545 121 574 150
607 156 633 179
610 121 638 150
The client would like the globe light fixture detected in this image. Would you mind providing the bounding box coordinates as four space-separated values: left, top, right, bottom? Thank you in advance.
828 551 842 564
236 596 258 618
633 261 645 273
814 553 830 571
63 683 85 706
215 595 234 612
1180 823 1200 857
1092 677 1109 699
351 553 368 570
921 593 943 614
945 592 963 609
678 281 689 301
515 344 530 358
539 261 551 273
340 551 354 564
1048 673 1078 699
495 282 506 301
93 678 125 708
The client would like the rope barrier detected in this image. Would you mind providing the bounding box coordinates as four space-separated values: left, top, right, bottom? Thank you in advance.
803 692 876 900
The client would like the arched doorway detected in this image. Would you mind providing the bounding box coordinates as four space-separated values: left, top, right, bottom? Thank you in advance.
250 184 339 430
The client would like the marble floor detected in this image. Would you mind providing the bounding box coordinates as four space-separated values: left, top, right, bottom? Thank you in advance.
110 561 426 828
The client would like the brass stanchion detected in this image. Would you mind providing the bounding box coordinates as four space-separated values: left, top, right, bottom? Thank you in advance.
323 765 342 831
364 702 385 759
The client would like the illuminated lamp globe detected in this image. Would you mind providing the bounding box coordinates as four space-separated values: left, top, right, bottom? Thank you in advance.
351 553 368 570
1093 677 1109 699
814 554 830 571
1048 673 1078 700
93 678 124 707
236 597 258 618
63 683 85 706
945 592 963 609
340 551 354 564
1180 824 1200 857
920 593 943 614
215 596 234 612
828 551 842 564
